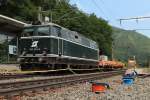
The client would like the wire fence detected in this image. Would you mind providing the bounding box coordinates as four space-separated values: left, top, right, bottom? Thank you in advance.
0 49 7 63
0 48 17 64
0 36 17 64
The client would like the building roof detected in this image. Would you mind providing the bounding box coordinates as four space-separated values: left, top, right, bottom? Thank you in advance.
0 14 28 33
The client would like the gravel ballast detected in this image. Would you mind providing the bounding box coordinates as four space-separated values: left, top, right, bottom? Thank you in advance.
19 75 150 100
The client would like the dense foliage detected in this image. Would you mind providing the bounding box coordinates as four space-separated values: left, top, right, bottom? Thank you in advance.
0 0 113 57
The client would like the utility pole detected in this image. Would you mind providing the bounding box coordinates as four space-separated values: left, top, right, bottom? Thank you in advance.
6 35 9 63
149 60 150 68
148 56 150 68
50 11 52 22
127 46 129 61
111 42 114 61
38 6 42 22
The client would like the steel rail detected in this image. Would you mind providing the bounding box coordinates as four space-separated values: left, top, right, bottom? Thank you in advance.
0 69 122 80
0 70 123 85
138 74 150 78
0 74 39 80
0 69 101 80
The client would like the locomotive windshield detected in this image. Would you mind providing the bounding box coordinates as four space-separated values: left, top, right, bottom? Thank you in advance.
37 26 49 36
21 25 61 37
21 26 50 37
22 27 34 37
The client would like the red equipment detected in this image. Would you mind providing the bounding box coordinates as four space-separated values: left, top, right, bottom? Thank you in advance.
92 82 110 93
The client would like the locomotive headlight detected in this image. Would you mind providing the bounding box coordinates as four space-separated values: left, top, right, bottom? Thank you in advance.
38 57 47 63
31 58 35 62
22 51 27 56
42 51 47 56
42 48 48 56
17 58 25 63
38 57 43 62
22 48 27 56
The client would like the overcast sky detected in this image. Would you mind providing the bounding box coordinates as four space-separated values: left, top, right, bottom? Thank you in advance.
70 0 150 38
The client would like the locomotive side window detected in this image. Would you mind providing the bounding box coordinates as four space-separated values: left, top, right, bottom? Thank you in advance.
51 26 61 37
37 26 49 36
75 35 78 39
61 29 71 40
81 37 90 47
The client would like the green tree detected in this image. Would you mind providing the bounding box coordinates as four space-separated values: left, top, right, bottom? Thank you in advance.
0 0 113 57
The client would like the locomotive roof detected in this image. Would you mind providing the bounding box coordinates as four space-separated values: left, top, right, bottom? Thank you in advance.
24 22 98 45
24 22 62 28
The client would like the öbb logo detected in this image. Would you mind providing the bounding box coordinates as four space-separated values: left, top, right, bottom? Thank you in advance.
31 41 39 48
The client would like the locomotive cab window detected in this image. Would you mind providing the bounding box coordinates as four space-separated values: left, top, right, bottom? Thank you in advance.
37 26 49 36
21 26 49 37
21 27 34 37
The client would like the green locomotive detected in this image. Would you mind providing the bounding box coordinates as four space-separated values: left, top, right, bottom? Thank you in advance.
17 23 99 70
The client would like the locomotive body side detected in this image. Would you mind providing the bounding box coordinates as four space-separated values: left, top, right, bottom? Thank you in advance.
18 23 99 70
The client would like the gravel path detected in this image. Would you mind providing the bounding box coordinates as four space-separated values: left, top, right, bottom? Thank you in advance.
0 64 20 72
18 75 150 100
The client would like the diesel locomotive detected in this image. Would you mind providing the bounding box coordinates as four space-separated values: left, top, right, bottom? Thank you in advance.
17 23 99 70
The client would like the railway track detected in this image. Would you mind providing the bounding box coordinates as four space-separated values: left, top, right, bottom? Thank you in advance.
0 70 74 80
0 69 123 80
0 70 125 99
0 74 39 80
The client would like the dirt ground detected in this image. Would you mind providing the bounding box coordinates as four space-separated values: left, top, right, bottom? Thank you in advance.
0 64 20 72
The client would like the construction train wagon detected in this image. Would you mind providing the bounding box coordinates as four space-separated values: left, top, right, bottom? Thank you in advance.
99 55 124 69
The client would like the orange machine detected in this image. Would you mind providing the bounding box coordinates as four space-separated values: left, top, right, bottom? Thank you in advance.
99 60 124 69
91 82 110 93
99 55 124 69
